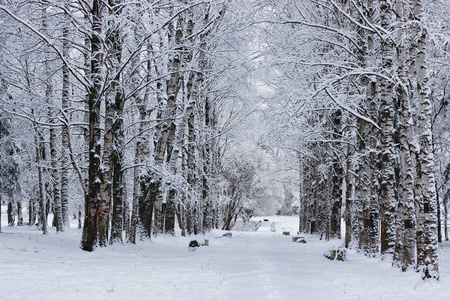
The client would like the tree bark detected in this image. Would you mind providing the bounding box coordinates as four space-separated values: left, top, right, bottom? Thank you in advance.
60 10 71 229
81 0 104 251
393 0 416 270
444 189 449 241
7 201 14 226
16 200 23 226
379 0 397 257
107 0 125 245
129 18 152 243
413 0 439 279
34 117 47 234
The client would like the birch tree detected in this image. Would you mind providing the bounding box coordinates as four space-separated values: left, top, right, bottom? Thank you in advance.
412 0 439 279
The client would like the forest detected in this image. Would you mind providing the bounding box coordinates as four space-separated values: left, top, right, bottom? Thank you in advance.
0 0 449 284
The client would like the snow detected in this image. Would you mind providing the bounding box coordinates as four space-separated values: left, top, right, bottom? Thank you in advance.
1 211 450 300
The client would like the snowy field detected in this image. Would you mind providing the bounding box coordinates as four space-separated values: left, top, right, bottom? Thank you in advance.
1 211 450 300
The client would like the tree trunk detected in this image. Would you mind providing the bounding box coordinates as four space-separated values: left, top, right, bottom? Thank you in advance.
130 147 140 243
29 199 37 227
41 0 63 233
98 93 113 245
49 106 63 232
444 189 449 241
188 111 199 234
107 0 125 245
60 11 71 228
129 33 152 243
413 0 439 279
366 80 380 257
393 0 416 270
110 138 124 243
16 200 23 226
110 118 124 242
299 155 308 234
123 177 130 240
344 131 355 249
32 110 47 234
138 179 158 240
81 0 104 251
379 0 397 257
202 95 213 232
7 201 14 226
109 82 125 244
436 185 441 243
37 154 46 233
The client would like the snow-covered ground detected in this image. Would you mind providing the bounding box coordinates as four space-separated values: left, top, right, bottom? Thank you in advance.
1 211 449 300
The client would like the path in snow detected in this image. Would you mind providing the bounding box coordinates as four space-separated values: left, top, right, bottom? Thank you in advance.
1 214 449 299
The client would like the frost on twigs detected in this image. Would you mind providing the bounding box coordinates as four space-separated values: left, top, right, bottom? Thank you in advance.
324 247 347 261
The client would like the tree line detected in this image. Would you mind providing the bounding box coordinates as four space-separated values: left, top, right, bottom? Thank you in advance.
0 0 241 250
261 0 448 280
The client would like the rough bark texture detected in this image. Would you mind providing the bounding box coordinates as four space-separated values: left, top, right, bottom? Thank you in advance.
366 80 380 257
393 0 416 270
110 90 125 243
344 145 354 249
49 99 63 232
7 201 14 226
34 124 47 234
444 190 449 241
299 156 307 234
60 13 70 228
98 94 113 245
16 201 23 226
138 179 158 240
379 0 397 257
330 111 343 240
107 0 125 245
81 0 103 251
413 0 439 279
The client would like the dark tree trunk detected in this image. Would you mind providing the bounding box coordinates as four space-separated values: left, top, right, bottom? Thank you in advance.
165 190 176 235
17 201 23 226
138 179 158 239
7 201 14 226
60 11 71 228
81 0 104 252
379 0 397 257
110 91 125 244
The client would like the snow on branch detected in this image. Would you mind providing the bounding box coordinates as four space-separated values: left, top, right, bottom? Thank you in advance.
0 5 90 90
324 87 380 130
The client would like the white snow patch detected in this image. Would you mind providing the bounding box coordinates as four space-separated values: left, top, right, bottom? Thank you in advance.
1 211 449 299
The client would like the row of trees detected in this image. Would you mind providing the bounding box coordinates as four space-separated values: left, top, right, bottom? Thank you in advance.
1 0 447 282
260 0 448 280
0 0 256 250
0 0 290 245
